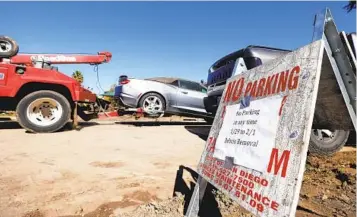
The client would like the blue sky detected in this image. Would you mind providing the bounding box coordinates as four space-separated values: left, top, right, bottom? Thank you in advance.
2 1 356 93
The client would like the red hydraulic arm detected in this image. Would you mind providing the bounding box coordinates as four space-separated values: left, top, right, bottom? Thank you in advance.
3 51 112 66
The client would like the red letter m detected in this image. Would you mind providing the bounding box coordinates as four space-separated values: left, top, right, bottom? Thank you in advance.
267 148 290 178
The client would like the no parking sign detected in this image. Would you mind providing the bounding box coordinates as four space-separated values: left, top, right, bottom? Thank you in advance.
186 8 356 216
188 40 325 217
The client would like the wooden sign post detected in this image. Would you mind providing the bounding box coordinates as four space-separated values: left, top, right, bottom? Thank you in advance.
186 8 356 217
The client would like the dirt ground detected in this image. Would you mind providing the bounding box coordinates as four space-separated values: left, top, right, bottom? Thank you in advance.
0 120 206 217
0 119 355 217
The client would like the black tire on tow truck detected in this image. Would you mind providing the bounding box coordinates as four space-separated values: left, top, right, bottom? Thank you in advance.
16 90 71 133
0 36 19 58
309 129 350 156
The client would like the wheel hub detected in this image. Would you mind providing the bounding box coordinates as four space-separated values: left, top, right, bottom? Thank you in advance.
312 129 336 142
0 41 11 53
26 98 63 127
143 96 163 115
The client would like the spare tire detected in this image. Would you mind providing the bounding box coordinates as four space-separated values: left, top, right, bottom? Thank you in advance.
309 129 350 156
0 36 19 58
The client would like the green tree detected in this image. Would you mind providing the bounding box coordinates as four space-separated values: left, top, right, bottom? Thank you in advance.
344 0 356 12
72 70 84 84
102 84 118 110
109 84 116 92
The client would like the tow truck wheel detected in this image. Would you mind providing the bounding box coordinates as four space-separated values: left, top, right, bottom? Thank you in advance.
16 90 71 133
309 129 350 156
0 36 19 58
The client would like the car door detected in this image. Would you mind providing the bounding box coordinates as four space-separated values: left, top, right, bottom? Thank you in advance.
175 79 207 113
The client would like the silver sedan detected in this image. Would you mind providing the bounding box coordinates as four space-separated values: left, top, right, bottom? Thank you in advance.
114 76 212 120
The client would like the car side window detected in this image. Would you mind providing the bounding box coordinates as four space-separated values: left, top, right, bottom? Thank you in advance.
171 80 179 87
179 80 207 93
179 80 196 91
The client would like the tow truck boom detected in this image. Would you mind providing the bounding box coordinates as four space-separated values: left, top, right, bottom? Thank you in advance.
2 51 112 66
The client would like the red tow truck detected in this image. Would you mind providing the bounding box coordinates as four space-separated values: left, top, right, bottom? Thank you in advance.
0 36 112 133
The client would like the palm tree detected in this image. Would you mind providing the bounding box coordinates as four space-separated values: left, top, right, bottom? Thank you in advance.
344 0 356 12
72 70 84 84
108 84 116 92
